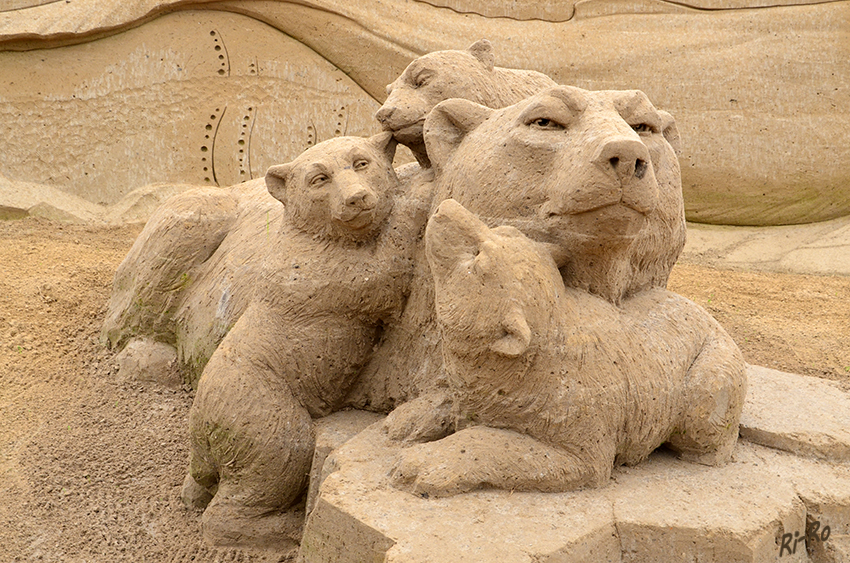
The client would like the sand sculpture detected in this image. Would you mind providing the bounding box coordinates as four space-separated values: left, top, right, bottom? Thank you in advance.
358 85 688 414
100 47 747 548
391 198 745 497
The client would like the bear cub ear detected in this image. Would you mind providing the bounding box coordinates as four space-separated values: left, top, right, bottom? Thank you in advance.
369 131 398 164
266 163 293 204
426 198 490 278
467 39 495 72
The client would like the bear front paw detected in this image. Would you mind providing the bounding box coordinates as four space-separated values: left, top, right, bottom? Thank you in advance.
391 442 477 498
382 392 454 443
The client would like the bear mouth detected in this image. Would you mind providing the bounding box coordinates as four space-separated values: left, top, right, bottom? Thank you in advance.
390 120 426 143
337 208 376 230
546 203 647 240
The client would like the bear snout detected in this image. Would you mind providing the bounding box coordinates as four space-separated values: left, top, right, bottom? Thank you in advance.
593 138 648 186
591 137 658 215
335 184 378 224
375 105 395 127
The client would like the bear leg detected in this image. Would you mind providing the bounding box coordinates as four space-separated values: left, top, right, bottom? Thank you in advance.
196 381 314 548
392 426 602 497
667 331 747 465
188 326 316 548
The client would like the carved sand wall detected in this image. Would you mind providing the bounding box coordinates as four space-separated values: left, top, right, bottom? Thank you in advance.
1 0 847 225
0 9 382 206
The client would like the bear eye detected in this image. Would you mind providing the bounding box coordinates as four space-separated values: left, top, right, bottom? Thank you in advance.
353 159 369 171
309 173 329 187
412 70 433 89
631 123 655 134
528 118 564 130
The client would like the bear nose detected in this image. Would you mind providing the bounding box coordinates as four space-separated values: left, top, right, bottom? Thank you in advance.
344 186 376 210
375 106 394 125
594 138 650 187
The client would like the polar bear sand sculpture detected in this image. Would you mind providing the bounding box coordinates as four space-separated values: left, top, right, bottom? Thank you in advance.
389 198 746 497
100 53 748 550
375 39 556 168
360 85 689 415
182 133 426 547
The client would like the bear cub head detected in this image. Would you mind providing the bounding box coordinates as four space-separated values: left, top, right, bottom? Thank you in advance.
426 198 563 363
266 132 400 242
376 40 497 144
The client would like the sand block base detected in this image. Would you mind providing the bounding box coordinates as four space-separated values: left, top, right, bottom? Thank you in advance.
741 365 850 462
300 367 850 563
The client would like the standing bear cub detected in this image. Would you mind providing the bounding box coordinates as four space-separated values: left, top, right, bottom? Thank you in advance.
391 199 746 497
375 39 556 168
184 132 426 547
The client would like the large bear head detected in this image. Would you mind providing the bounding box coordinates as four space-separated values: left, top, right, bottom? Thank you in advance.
424 85 685 303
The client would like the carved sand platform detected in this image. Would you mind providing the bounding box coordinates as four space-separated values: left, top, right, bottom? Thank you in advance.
302 365 850 563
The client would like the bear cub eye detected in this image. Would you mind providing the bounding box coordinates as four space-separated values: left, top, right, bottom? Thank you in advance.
353 159 369 171
528 118 565 130
309 173 329 187
412 70 434 89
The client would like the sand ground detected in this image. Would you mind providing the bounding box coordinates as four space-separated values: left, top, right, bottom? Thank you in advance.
0 217 848 562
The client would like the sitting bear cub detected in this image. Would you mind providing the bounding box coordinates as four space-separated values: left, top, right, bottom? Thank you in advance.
391 199 746 497
184 132 426 546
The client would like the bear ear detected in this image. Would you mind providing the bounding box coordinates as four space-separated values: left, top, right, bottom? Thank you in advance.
265 163 293 204
426 199 488 280
658 110 682 156
424 99 494 174
490 307 532 357
467 39 495 72
369 131 398 164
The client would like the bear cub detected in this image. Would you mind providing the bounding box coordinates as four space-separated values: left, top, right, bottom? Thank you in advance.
183 132 426 547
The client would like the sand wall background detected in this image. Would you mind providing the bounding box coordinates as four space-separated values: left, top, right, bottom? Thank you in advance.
1 0 847 225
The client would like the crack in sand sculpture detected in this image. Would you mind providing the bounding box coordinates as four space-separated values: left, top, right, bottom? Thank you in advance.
101 47 746 549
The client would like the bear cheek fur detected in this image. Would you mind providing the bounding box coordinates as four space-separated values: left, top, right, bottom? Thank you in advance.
282 178 334 237
627 140 686 291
